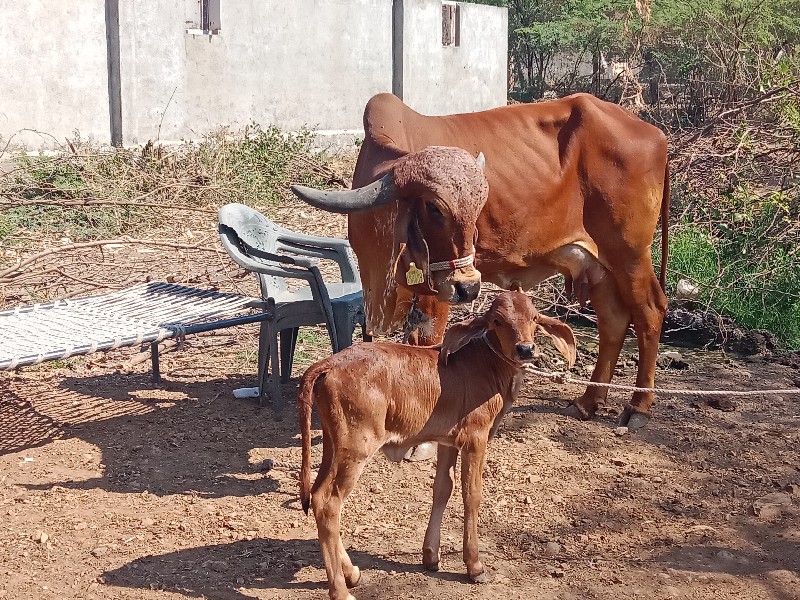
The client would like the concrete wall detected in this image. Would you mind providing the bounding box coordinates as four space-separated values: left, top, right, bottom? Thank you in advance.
0 1 111 148
0 0 507 150
400 0 508 116
118 0 393 145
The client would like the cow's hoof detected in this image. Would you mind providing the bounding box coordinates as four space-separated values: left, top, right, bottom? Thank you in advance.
617 406 650 431
404 442 437 462
423 546 439 571
563 403 592 421
469 570 489 584
345 566 361 588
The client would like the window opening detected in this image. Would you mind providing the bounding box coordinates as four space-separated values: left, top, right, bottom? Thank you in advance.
442 2 460 47
186 0 220 35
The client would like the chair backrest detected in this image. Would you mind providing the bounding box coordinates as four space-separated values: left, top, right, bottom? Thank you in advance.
218 203 304 300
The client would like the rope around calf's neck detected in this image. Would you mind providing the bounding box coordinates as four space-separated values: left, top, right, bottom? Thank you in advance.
523 364 800 397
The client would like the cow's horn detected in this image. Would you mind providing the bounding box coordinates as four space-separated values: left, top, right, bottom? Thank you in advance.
291 173 395 214
476 152 486 172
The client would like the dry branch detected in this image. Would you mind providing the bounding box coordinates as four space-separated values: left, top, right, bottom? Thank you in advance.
0 237 223 284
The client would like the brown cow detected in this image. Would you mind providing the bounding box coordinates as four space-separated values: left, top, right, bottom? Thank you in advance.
298 292 576 600
292 93 669 430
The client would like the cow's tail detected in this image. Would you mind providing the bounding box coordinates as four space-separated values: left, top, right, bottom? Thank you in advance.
659 159 670 292
299 365 325 515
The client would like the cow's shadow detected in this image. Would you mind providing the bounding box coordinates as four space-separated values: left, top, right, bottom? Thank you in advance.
7 370 305 498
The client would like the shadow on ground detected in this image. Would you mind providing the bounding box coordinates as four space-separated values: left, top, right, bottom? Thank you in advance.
3 370 306 497
102 537 468 600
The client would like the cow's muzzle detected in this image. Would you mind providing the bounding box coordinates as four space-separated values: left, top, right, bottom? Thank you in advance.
452 281 481 303
430 251 481 303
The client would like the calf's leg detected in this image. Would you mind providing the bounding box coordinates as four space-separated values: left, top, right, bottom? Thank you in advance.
461 440 489 583
422 445 459 571
312 451 372 599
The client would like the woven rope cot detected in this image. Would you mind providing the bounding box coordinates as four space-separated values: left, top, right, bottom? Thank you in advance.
0 282 266 371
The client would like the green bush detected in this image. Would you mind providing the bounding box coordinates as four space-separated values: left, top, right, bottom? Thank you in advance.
658 192 800 349
0 124 329 242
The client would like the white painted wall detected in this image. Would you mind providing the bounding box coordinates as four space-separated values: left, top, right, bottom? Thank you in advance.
0 1 111 148
400 0 508 115
118 0 393 145
0 0 508 150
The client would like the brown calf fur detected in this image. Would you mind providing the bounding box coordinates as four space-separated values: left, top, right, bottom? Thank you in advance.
298 292 576 600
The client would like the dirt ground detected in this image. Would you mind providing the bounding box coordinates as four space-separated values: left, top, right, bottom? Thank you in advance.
2 188 799 600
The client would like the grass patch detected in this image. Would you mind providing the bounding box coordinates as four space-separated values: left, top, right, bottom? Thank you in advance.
293 328 332 367
658 191 800 349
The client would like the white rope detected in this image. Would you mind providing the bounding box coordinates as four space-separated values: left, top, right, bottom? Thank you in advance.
523 364 800 397
429 252 474 272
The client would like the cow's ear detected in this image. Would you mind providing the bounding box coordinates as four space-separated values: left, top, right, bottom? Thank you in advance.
535 314 577 369
392 211 437 295
439 317 487 365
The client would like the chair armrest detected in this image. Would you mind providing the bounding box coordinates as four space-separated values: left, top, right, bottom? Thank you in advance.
282 239 360 284
219 224 319 273
283 231 353 254
306 265 339 350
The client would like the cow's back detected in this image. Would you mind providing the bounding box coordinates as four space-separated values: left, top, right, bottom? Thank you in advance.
356 93 664 171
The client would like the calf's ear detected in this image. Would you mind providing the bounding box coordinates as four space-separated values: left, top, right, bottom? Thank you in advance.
535 315 577 369
439 317 487 365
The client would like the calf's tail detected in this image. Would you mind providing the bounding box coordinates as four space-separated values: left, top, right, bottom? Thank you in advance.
298 365 324 515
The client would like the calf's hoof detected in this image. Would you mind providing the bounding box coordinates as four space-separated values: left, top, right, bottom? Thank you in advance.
423 547 440 571
423 561 440 572
617 406 650 431
345 566 361 588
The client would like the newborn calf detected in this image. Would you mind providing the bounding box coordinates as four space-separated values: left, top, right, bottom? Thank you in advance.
298 291 576 600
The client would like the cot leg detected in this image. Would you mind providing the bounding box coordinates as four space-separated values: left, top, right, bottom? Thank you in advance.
151 342 161 383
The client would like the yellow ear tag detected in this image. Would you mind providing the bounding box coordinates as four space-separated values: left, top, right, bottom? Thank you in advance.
406 262 425 286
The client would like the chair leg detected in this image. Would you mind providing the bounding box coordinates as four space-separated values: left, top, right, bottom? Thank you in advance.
331 301 358 351
257 321 271 406
279 327 299 383
269 328 283 416
151 342 162 383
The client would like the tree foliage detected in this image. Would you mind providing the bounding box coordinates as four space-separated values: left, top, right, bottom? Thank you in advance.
471 0 800 107
471 0 800 349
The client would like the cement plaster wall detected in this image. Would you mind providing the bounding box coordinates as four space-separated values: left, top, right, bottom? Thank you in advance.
400 0 508 116
0 1 111 148
0 0 507 150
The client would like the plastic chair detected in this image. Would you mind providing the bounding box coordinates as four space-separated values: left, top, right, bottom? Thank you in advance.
218 203 367 410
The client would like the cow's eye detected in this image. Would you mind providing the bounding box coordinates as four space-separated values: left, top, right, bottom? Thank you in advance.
426 202 443 218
